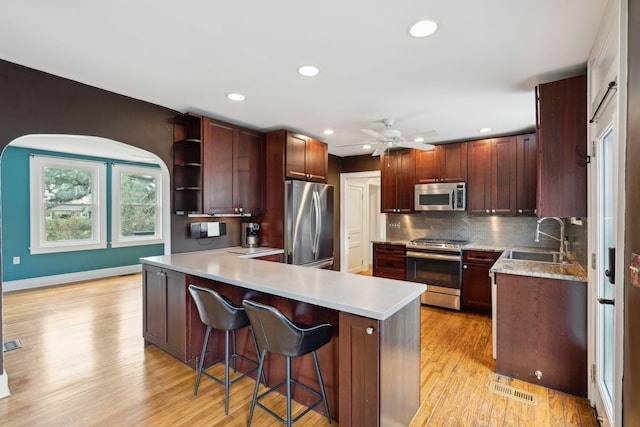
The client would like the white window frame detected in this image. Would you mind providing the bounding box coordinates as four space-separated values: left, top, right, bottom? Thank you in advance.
111 164 163 248
29 155 107 254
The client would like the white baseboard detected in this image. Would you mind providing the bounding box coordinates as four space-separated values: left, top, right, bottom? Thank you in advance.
2 265 142 293
0 369 9 399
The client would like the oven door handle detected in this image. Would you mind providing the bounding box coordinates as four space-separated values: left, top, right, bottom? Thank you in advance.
406 252 461 262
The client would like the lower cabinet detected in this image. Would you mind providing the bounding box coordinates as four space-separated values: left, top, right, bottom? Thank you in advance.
339 298 420 426
142 265 187 361
373 243 406 280
461 250 502 312
495 273 587 396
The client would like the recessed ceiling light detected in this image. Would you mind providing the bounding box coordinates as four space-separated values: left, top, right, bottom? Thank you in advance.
226 93 245 101
362 144 372 150
478 127 492 133
413 137 425 143
298 65 320 77
409 19 439 38
323 129 334 135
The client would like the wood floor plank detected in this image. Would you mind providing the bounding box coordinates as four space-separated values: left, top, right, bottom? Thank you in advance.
0 274 598 426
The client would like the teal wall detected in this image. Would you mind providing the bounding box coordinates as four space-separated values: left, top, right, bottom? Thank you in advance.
1 146 163 281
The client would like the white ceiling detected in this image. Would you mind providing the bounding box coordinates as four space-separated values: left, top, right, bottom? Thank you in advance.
0 1 608 157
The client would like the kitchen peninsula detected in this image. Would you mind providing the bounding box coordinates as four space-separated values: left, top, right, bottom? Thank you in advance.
140 249 425 426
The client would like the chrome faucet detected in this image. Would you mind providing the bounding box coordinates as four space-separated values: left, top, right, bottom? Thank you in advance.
534 217 566 262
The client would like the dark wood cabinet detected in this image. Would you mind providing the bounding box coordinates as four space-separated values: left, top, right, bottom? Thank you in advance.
339 299 420 427
416 142 467 183
285 132 328 182
516 133 537 216
202 117 265 215
380 149 415 213
173 114 264 216
496 273 587 396
467 137 517 215
142 264 187 361
261 130 330 250
536 74 587 218
461 250 501 312
373 243 406 281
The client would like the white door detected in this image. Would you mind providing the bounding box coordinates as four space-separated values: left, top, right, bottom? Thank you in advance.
346 182 365 273
593 124 618 427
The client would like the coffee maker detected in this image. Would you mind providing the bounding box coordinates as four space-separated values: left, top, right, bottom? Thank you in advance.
242 222 260 248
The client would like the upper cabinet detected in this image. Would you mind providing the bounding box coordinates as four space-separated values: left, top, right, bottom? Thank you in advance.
285 132 328 182
415 142 467 184
515 133 537 216
536 75 587 218
173 114 265 216
381 148 415 213
467 137 517 215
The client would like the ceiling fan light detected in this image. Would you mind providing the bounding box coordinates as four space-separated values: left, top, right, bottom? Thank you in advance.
414 137 425 143
409 19 438 38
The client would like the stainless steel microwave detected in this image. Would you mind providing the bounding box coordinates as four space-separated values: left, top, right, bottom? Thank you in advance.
414 182 466 211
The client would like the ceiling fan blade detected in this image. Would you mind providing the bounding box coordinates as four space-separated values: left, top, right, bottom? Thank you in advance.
372 144 387 156
336 142 369 148
361 128 384 140
400 141 436 151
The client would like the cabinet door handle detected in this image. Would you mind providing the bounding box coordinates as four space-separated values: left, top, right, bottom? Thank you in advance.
463 265 468 269
365 327 374 335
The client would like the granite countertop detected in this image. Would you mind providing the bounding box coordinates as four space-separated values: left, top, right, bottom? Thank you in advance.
373 240 587 281
141 247 425 321
490 248 588 282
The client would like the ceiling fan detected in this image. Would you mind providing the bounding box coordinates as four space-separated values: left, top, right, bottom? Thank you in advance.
359 118 437 156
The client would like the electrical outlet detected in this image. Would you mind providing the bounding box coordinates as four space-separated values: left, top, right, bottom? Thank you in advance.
13 256 20 265
388 222 401 229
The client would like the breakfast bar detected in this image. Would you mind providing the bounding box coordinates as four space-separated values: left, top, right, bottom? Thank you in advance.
140 249 425 426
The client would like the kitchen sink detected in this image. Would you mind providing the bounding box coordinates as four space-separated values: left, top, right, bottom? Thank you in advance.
507 250 570 264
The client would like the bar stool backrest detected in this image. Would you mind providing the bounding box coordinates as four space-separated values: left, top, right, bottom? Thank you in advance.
242 299 332 358
188 285 249 331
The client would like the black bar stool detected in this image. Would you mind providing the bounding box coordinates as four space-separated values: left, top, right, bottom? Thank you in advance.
188 285 266 415
242 299 333 427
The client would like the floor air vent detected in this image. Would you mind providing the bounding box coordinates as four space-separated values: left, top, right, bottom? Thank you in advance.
3 339 22 352
488 380 538 405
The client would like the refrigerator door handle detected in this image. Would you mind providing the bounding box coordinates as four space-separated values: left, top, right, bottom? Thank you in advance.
312 190 321 256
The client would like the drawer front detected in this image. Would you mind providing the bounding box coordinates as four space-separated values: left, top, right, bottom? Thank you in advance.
375 255 406 271
374 243 406 256
463 250 502 264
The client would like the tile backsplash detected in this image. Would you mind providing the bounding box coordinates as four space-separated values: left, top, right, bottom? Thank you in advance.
385 212 588 267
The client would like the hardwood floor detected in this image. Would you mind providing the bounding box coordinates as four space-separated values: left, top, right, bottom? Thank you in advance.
0 274 597 426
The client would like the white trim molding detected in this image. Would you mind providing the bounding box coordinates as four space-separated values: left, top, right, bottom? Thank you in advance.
2 265 142 293
0 370 9 399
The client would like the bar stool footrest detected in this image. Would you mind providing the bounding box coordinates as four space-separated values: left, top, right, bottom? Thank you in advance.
254 378 325 424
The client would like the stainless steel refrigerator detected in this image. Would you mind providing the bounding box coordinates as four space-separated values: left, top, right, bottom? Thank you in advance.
284 180 334 268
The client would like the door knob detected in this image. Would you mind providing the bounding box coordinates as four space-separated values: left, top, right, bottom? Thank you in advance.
365 327 374 335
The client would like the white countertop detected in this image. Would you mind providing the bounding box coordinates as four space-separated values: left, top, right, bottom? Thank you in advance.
140 247 425 320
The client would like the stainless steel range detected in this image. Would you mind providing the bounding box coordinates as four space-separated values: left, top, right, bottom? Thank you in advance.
406 238 467 310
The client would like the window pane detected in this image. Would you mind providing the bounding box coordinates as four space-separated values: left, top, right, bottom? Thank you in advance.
43 167 94 242
119 172 158 238
120 206 157 237
44 167 93 204
120 173 156 205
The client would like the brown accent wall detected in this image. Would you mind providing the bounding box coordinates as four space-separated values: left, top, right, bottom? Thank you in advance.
625 3 640 425
341 154 380 173
328 154 342 270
